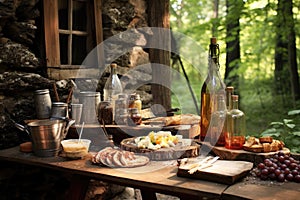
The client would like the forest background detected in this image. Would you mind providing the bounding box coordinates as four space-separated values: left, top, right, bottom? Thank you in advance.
169 0 300 152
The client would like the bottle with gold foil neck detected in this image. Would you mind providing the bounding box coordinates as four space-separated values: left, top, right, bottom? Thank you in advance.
199 37 226 141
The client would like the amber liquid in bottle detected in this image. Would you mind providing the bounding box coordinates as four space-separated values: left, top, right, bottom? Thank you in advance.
200 89 211 141
225 95 246 150
199 37 226 141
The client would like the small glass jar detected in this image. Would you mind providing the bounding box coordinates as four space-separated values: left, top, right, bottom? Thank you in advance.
128 108 142 126
98 101 113 125
128 94 142 112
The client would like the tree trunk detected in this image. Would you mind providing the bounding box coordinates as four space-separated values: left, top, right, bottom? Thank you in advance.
274 0 300 102
148 0 172 113
225 0 243 95
212 0 219 37
285 0 300 101
274 0 290 98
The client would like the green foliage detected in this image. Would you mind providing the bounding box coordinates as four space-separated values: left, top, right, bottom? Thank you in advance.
261 110 300 153
170 0 300 153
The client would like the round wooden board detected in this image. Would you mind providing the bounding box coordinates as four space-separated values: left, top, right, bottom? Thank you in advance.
120 138 199 161
201 142 290 165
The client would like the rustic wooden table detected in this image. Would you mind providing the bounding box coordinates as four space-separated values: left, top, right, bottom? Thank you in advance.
0 146 299 200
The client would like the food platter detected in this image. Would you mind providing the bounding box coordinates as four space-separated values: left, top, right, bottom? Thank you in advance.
200 142 290 165
92 147 150 168
120 137 199 160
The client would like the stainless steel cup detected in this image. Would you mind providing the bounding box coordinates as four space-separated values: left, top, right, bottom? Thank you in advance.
71 103 83 124
51 102 69 119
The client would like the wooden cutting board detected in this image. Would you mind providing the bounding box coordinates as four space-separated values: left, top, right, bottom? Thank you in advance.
200 142 290 165
120 138 199 161
177 159 253 185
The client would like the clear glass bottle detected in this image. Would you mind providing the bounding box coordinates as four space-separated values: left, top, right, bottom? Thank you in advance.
209 94 226 146
225 95 246 150
199 37 226 141
221 86 234 145
103 63 123 122
225 86 234 110
103 63 123 101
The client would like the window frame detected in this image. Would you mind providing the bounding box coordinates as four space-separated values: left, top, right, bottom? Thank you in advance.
43 0 103 80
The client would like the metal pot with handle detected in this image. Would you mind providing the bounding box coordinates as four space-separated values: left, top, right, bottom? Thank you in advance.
15 119 75 157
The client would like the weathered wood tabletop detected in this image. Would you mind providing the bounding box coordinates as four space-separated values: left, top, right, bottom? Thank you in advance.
0 146 226 200
0 146 299 200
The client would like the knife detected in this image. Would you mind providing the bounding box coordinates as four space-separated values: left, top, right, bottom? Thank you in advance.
188 156 219 174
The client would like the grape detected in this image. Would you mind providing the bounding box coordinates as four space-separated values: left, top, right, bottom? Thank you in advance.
278 156 285 163
280 164 287 170
258 163 265 169
274 169 281 177
266 161 273 167
284 159 291 167
294 175 300 183
261 168 269 176
269 166 275 173
289 157 295 163
291 169 299 176
284 168 291 175
286 173 294 181
290 163 297 170
277 174 285 182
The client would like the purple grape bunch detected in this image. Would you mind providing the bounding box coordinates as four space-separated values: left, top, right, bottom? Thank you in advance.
254 151 300 183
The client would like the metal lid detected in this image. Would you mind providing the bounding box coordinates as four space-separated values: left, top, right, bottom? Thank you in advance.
79 91 100 97
34 89 49 95
52 102 68 107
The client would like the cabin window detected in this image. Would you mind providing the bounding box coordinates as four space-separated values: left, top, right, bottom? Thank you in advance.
43 0 102 79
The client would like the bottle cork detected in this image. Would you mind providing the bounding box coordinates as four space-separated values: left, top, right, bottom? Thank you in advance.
232 94 239 101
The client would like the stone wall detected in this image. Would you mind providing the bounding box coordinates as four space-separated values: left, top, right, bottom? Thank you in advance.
0 0 150 199
0 0 150 150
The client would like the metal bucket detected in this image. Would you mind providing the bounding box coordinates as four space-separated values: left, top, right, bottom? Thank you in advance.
15 119 75 157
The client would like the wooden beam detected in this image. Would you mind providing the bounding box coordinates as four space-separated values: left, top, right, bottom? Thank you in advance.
148 0 171 112
47 67 100 80
43 0 60 67
94 0 104 67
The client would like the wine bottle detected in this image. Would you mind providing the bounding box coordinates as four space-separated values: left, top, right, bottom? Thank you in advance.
225 95 246 150
199 37 226 141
